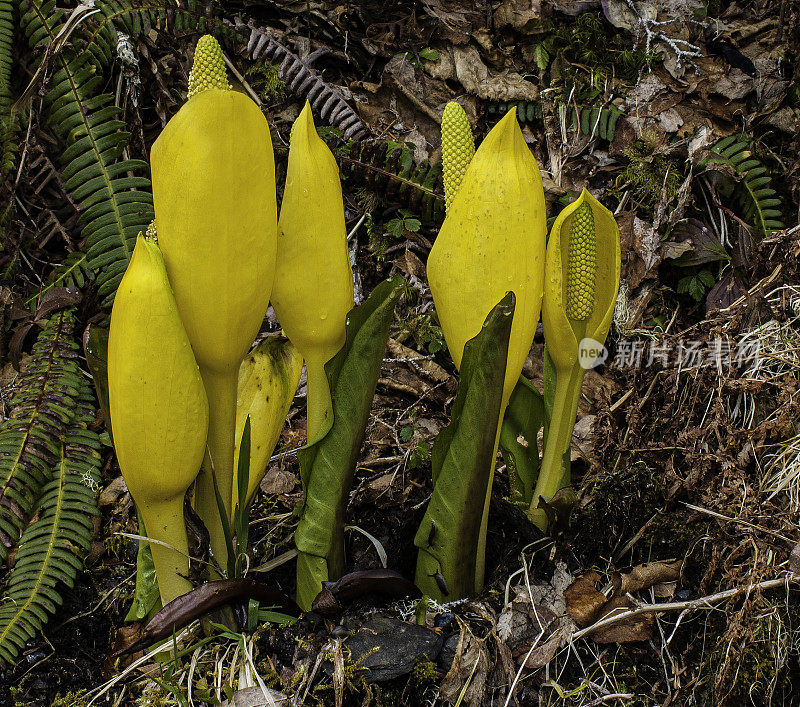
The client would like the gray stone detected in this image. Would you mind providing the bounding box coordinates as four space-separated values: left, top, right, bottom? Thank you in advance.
438 633 459 671
345 614 444 683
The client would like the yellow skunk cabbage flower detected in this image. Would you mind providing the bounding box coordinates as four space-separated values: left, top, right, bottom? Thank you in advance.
529 189 620 530
271 101 354 442
428 108 546 409
427 108 546 588
150 35 277 565
441 102 474 211
232 337 303 509
108 235 209 605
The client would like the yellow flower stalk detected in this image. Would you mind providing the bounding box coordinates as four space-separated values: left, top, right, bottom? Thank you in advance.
108 235 209 605
232 337 303 509
271 101 354 442
441 102 474 211
529 189 620 530
150 35 277 566
427 108 546 589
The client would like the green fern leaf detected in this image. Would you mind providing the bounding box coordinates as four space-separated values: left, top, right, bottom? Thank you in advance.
337 139 445 222
0 311 83 563
0 0 16 176
0 379 101 667
20 0 155 304
706 138 784 237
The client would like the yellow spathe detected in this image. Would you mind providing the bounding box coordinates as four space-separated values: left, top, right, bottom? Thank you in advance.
150 35 277 565
150 87 276 376
108 235 209 604
271 101 353 441
232 337 303 509
530 188 620 531
427 108 546 408
542 188 620 373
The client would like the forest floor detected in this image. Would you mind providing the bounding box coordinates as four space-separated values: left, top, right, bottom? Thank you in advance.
2 0 800 705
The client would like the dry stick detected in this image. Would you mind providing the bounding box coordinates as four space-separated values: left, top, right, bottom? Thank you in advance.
572 576 794 641
681 501 795 545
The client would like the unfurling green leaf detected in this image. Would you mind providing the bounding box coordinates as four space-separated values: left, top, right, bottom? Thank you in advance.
295 278 404 610
414 293 515 601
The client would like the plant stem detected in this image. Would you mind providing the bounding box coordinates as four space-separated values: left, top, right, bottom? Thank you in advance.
144 498 193 605
528 363 585 530
305 356 332 443
474 421 502 592
195 367 238 568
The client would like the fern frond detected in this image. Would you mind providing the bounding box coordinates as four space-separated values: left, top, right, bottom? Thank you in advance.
0 310 83 562
488 101 539 124
706 137 784 237
0 377 101 667
20 0 155 304
26 253 93 309
570 104 622 142
83 0 211 67
235 17 367 139
337 139 444 222
0 0 16 177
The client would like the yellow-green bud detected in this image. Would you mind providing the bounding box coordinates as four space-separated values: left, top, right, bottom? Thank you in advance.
565 202 596 321
441 102 475 211
188 35 231 99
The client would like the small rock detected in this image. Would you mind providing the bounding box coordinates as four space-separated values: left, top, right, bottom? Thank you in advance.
345 614 444 682
438 633 459 671
98 475 128 506
435 612 456 631
259 467 296 496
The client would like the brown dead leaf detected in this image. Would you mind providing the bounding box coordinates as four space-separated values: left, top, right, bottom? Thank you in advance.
431 45 538 102
393 249 426 286
592 597 655 643
493 0 541 31
618 559 682 594
617 211 662 289
386 338 454 386
521 622 572 668
438 621 490 706
564 571 606 627
571 414 597 463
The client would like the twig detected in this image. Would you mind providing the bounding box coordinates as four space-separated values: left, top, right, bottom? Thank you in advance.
572 576 794 640
584 694 636 706
681 501 795 544
622 0 702 68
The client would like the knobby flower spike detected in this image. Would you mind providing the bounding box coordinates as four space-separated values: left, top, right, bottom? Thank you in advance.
271 101 354 442
529 188 620 531
427 108 546 590
441 102 474 211
108 235 209 605
232 337 303 509
187 35 230 98
150 35 277 566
